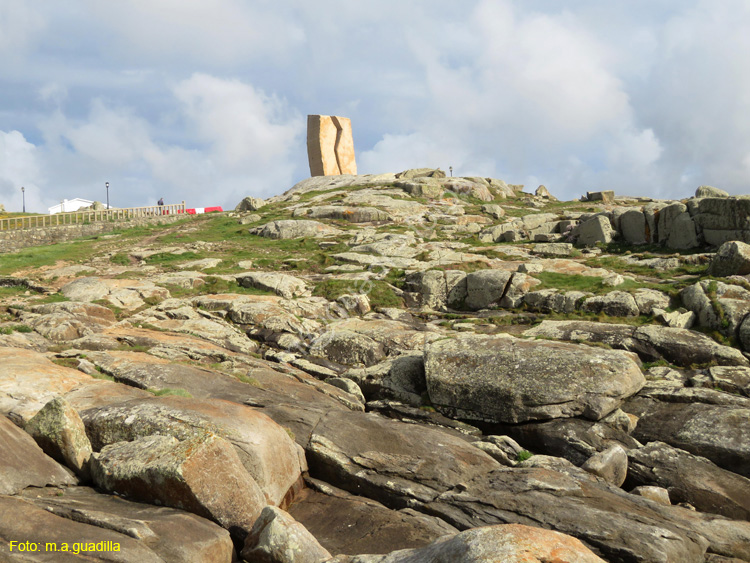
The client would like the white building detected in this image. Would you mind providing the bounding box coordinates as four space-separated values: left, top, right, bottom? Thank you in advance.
48 198 108 214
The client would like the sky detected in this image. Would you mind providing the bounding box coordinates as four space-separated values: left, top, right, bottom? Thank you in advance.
1 1 750 213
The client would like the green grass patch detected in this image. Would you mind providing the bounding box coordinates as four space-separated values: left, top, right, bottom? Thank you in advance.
0 286 28 298
51 358 80 369
313 279 403 308
144 251 201 265
0 239 100 276
234 373 263 388
148 387 193 398
533 271 647 295
0 324 33 335
34 293 70 304
586 254 706 281
110 252 131 265
516 450 533 462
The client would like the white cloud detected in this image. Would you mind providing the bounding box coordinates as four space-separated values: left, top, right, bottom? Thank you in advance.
81 0 305 66
174 73 302 169
632 0 750 196
0 130 43 211
3 1 750 210
362 0 660 197
29 74 304 211
0 3 46 59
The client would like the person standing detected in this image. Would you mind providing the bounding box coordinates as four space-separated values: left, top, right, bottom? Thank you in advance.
158 197 164 214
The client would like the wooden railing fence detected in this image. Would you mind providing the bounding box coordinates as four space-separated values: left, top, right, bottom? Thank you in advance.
0 202 187 232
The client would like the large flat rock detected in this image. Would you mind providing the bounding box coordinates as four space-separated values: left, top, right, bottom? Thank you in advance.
624 396 750 479
423 465 750 562
90 433 266 541
60 277 169 310
524 320 750 368
80 395 304 507
627 441 750 521
332 524 607 563
305 409 750 561
0 347 93 423
3 487 234 562
0 415 76 494
288 484 456 556
85 348 358 414
307 410 500 507
424 334 645 423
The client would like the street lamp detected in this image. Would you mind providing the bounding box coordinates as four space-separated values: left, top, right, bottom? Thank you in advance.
449 166 453 177
105 182 109 210
21 186 25 213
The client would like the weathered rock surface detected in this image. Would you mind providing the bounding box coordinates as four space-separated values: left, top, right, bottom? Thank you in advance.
331 524 607 563
524 320 750 367
90 433 266 540
0 415 76 494
581 290 639 316
627 441 750 520
251 219 343 239
463 269 512 310
424 334 644 423
708 240 750 276
24 396 92 478
624 394 750 478
80 395 304 506
0 347 93 423
237 271 310 299
9 171 750 561
241 505 331 563
288 483 455 556
581 444 628 487
697 185 730 198
406 269 466 311
299 205 390 223
308 410 749 562
310 329 386 367
22 301 116 341
60 277 169 310
236 196 266 211
307 410 500 508
3 487 235 562
496 415 641 466
575 215 614 246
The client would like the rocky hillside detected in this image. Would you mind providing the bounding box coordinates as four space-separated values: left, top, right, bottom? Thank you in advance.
1 169 750 562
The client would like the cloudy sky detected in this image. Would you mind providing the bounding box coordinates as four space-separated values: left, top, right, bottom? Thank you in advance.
1 1 749 213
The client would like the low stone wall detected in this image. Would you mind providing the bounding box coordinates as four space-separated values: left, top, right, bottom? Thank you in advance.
0 214 187 253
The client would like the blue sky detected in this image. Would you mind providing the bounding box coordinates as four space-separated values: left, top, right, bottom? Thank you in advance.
1 1 749 212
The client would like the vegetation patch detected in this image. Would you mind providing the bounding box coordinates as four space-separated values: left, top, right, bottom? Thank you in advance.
164 277 276 298
313 279 403 308
110 253 131 265
0 240 99 276
144 251 202 265
0 324 33 335
516 450 533 462
148 387 193 398
586 254 706 281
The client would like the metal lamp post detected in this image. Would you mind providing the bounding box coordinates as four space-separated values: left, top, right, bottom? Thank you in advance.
21 186 25 213
105 182 109 210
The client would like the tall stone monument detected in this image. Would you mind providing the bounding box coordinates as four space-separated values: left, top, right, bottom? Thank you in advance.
307 115 357 176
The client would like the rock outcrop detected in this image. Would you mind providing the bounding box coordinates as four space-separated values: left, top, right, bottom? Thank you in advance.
424 334 645 423
4 173 750 562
